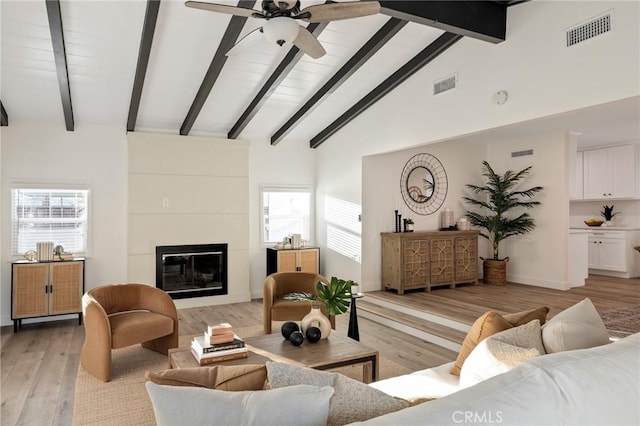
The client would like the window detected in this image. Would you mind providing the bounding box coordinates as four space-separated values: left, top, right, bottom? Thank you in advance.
260 186 312 246
11 187 89 255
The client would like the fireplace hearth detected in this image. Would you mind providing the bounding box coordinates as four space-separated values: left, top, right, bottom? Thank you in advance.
156 244 228 299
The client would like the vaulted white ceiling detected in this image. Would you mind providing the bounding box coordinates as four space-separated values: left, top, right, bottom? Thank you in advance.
2 0 637 148
0 1 507 143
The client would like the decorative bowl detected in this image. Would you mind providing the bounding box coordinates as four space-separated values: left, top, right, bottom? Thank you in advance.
584 219 604 227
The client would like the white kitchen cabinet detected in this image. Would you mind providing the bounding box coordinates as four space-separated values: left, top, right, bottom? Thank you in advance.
582 145 638 199
586 229 639 278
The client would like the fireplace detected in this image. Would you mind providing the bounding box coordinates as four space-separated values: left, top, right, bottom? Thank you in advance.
156 244 228 299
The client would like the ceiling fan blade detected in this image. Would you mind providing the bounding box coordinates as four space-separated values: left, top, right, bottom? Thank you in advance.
185 1 260 18
300 1 380 23
293 26 326 59
226 27 263 57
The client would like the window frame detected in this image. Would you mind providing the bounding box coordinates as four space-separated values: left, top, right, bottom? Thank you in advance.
9 182 92 257
259 185 313 247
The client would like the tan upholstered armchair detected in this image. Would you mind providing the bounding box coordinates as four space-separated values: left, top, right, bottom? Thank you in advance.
81 284 179 382
263 272 335 334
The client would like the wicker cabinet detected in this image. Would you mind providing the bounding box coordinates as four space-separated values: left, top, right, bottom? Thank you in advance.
11 260 85 332
381 231 479 294
266 248 319 275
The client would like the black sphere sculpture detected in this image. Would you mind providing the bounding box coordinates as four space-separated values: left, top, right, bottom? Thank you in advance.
289 331 304 346
281 322 300 340
305 326 321 343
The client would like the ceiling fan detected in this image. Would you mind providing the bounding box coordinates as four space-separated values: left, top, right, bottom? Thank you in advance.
185 0 381 59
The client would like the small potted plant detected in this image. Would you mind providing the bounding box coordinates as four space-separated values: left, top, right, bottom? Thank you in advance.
601 205 618 226
284 277 353 339
404 218 414 232
316 277 353 316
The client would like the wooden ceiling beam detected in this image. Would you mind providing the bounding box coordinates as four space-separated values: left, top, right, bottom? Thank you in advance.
127 0 161 132
227 21 329 140
45 0 74 131
180 0 256 136
270 17 407 146
310 32 462 149
379 1 506 43
1 101 8 127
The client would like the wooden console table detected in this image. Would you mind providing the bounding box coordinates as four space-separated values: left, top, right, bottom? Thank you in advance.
381 230 479 294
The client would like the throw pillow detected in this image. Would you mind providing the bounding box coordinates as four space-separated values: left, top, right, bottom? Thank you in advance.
491 319 546 354
450 311 513 376
541 298 610 353
459 320 545 388
146 382 333 426
503 306 550 326
266 361 408 426
145 364 267 391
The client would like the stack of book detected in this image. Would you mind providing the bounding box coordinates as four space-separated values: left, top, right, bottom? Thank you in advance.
190 322 247 365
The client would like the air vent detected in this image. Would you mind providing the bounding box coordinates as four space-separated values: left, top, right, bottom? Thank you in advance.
433 74 457 95
566 11 612 47
511 149 533 158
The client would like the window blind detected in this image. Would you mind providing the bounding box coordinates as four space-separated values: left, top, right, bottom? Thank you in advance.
11 188 89 255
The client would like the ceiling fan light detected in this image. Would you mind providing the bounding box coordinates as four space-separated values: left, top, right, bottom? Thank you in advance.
263 17 299 46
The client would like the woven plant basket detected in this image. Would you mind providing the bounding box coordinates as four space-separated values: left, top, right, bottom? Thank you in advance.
481 257 509 286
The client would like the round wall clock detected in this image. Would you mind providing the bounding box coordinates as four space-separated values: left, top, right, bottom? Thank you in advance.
400 153 448 215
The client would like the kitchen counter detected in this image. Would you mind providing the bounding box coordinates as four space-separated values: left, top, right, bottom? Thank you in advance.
570 226 640 231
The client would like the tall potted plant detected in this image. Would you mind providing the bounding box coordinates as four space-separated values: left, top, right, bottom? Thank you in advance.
463 161 543 285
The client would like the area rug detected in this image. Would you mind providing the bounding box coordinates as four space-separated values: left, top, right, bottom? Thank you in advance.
72 326 411 426
601 304 640 339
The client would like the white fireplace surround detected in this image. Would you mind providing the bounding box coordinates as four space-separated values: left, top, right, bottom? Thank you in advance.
127 133 251 309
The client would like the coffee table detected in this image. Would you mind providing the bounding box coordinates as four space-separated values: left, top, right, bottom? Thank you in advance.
169 332 379 383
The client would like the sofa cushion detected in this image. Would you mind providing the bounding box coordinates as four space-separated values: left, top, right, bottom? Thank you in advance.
266 361 407 426
542 298 610 353
355 333 640 426
145 364 267 391
109 311 174 349
369 361 459 401
459 320 545 388
503 306 550 326
146 382 333 426
450 311 513 375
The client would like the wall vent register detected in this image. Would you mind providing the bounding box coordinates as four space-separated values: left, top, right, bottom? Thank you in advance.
566 11 612 47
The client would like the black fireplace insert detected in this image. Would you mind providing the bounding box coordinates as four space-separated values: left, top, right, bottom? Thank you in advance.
156 244 228 299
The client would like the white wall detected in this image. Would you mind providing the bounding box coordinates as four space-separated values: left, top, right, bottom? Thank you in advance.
313 1 639 288
247 138 316 298
127 132 251 308
486 131 570 289
360 140 487 292
1 121 128 325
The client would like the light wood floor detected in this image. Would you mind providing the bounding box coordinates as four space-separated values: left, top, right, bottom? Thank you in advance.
368 274 640 325
2 274 637 425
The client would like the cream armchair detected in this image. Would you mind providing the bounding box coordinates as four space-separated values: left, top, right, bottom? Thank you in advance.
81 284 179 382
263 272 335 334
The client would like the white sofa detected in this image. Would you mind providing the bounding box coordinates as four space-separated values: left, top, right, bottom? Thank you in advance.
146 299 638 426
357 332 640 425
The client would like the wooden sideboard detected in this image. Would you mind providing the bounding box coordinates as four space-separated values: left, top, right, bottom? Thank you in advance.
381 230 479 294
266 247 320 275
11 259 85 332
